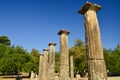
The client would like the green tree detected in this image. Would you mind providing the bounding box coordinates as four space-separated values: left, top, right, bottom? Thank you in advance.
103 46 120 72
69 39 87 72
23 62 38 73
30 49 40 64
28 49 40 73
0 45 31 74
0 36 11 45
0 36 42 74
0 43 7 58
14 46 27 54
110 47 120 72
103 48 112 72
74 39 84 46
0 54 19 74
55 52 60 72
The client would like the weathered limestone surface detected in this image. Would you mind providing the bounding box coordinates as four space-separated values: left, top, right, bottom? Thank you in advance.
76 74 81 80
88 60 108 80
79 2 103 60
58 30 70 80
49 43 56 68
70 56 74 79
38 55 43 80
54 73 60 80
42 49 49 80
30 71 34 80
59 66 69 80
48 43 56 80
78 2 108 80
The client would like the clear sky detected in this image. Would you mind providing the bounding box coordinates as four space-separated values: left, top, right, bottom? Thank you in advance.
0 0 120 53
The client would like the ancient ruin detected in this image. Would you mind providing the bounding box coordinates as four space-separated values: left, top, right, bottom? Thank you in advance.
78 2 108 80
58 30 70 80
48 43 56 80
28 1 120 80
38 55 43 80
1 1 120 80
40 49 49 80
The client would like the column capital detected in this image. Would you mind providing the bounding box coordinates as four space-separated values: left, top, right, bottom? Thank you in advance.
78 1 101 15
40 54 44 56
43 49 49 51
58 30 70 35
48 43 56 46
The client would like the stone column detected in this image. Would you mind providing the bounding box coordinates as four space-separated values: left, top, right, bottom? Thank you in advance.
70 56 74 79
48 43 56 80
78 2 108 80
30 71 34 80
38 55 43 80
58 30 70 80
42 49 49 80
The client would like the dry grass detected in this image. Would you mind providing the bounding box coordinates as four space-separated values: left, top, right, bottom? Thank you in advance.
0 75 30 80
0 77 30 80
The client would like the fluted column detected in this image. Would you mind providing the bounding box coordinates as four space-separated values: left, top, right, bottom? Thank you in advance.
58 30 70 80
48 43 56 80
78 2 108 80
42 49 49 80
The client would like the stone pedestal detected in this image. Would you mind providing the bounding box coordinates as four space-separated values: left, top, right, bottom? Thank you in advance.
78 2 108 80
58 30 70 80
48 43 56 80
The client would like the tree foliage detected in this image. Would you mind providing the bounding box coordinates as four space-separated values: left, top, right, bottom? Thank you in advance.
103 45 120 72
0 36 40 74
0 36 11 45
69 39 87 72
55 52 60 73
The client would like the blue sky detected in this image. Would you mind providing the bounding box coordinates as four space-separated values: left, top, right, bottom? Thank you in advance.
0 0 120 53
